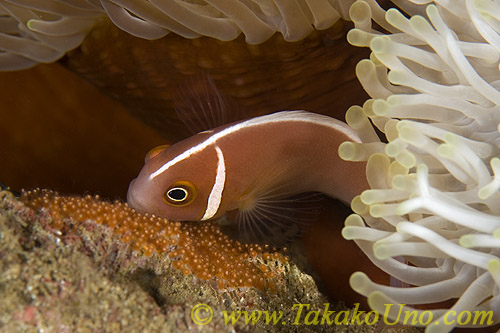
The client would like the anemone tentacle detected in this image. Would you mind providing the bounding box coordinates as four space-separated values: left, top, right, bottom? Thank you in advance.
341 1 500 330
0 0 355 70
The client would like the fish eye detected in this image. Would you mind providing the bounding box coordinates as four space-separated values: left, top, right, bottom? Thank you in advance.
163 181 197 206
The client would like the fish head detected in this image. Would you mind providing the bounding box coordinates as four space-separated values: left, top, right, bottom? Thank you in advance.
127 133 225 221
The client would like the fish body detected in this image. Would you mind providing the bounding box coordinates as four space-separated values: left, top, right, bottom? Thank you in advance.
127 111 368 224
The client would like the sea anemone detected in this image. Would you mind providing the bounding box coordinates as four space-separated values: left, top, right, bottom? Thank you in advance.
0 1 100 70
0 0 354 71
339 0 500 330
4 0 500 330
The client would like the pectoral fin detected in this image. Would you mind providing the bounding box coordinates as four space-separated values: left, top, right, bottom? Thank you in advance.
228 192 325 246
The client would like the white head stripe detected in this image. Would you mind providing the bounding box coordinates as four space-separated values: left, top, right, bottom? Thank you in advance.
201 146 226 221
149 110 358 180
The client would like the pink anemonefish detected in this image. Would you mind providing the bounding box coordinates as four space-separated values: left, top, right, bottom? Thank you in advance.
127 74 369 241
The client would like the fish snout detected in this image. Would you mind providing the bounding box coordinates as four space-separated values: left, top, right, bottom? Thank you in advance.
127 179 147 213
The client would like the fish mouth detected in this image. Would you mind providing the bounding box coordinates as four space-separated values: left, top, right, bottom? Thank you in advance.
126 179 146 213
127 179 168 218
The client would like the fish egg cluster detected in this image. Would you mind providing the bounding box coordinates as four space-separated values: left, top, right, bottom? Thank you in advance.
172 222 285 291
20 189 288 291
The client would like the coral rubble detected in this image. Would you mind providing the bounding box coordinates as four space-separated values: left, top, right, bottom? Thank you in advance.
0 188 423 332
2 187 425 332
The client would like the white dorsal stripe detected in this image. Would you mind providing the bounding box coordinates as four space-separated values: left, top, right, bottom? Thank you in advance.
149 110 359 180
201 146 226 221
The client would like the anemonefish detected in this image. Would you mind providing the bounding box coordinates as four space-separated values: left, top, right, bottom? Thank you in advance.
127 75 368 240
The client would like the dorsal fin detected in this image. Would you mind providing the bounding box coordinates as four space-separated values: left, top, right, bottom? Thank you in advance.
173 72 245 134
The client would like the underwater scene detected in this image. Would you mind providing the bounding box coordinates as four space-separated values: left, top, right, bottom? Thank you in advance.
0 1 499 332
